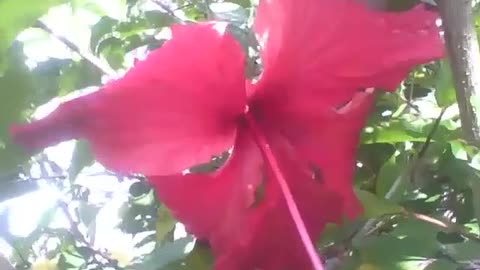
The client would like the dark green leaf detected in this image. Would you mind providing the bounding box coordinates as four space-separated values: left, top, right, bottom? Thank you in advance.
355 188 404 218
163 243 213 270
144 10 174 28
90 16 119 53
375 155 405 198
355 234 440 270
441 240 480 261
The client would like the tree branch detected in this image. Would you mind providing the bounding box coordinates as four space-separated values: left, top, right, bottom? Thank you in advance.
58 201 113 265
152 0 177 18
35 20 117 77
437 0 480 145
437 0 480 239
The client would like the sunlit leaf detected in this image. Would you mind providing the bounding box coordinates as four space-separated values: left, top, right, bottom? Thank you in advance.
156 205 176 242
434 60 457 107
0 0 66 70
0 43 33 173
68 140 94 181
132 236 195 270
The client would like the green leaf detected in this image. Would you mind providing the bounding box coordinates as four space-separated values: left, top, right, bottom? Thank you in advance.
0 0 66 69
210 2 248 26
77 202 99 227
96 37 126 69
144 10 175 28
31 58 72 105
183 5 207 21
361 121 425 144
68 140 95 181
434 60 456 107
441 240 480 261
227 0 251 8
390 219 440 244
319 220 364 248
355 188 403 218
132 236 195 270
58 59 102 95
423 259 458 270
355 234 440 270
90 16 119 53
0 43 34 173
437 145 477 189
470 179 480 236
362 118 458 145
357 143 396 174
375 155 405 198
163 243 213 270
156 205 177 242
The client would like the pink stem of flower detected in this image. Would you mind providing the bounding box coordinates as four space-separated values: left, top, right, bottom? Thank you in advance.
244 112 324 270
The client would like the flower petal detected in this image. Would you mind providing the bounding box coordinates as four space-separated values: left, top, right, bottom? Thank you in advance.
281 91 376 218
254 0 443 106
10 23 246 176
150 127 349 270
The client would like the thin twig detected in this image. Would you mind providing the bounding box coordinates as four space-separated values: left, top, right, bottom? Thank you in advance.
152 0 186 24
397 92 421 114
409 107 447 185
174 3 194 11
356 210 480 243
418 108 447 158
404 211 480 242
203 0 215 19
11 245 28 267
152 0 176 17
34 20 117 77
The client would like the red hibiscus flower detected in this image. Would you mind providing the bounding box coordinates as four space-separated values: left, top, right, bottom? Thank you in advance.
10 1 443 269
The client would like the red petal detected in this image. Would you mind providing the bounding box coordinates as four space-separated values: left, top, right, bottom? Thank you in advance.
281 91 376 218
254 0 443 106
257 88 374 221
10 23 246 175
150 127 349 270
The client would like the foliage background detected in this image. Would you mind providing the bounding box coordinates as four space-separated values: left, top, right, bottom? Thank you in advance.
1 0 480 269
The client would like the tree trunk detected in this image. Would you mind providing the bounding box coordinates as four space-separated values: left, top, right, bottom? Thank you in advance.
437 0 480 145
